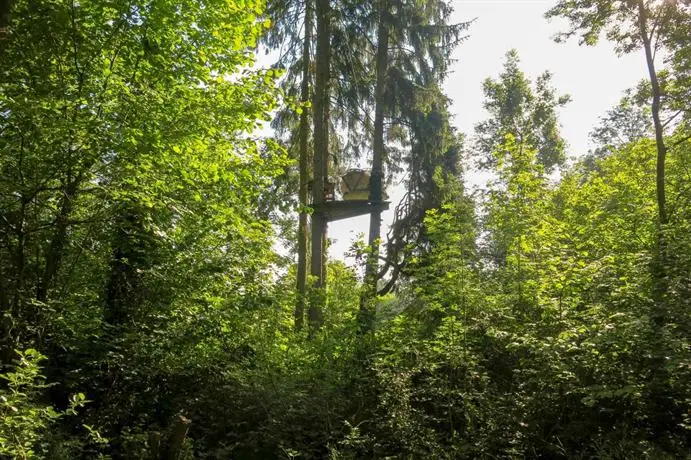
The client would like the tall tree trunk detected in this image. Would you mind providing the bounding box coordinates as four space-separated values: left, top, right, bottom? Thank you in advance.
637 1 674 440
638 0 667 227
309 0 330 332
295 0 312 331
637 0 669 307
359 2 389 332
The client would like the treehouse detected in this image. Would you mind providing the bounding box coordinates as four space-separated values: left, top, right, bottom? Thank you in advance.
309 168 389 221
339 168 391 201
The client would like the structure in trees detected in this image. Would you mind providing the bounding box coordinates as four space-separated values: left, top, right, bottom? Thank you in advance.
309 168 390 222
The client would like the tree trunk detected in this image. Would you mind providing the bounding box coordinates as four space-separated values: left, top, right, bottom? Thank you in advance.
309 0 330 332
637 2 674 440
637 0 669 307
295 0 312 331
148 431 161 460
166 415 191 460
359 1 389 332
36 178 81 303
637 0 667 227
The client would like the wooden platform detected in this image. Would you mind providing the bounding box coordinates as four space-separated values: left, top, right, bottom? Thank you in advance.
314 200 390 221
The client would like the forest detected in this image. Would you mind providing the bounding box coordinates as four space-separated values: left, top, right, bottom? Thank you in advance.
0 0 689 458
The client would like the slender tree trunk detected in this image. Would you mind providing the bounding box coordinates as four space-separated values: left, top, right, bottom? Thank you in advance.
320 7 330 293
295 0 312 331
359 1 389 332
638 0 667 227
637 2 674 441
637 0 669 308
309 0 330 332
36 178 80 303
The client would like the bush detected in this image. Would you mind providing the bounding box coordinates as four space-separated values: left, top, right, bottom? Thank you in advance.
0 349 87 459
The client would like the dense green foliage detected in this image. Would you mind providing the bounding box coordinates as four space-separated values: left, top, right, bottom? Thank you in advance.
0 0 689 458
1 350 89 458
474 50 570 172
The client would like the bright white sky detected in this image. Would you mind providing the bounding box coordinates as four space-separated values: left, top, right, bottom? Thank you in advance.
268 0 652 264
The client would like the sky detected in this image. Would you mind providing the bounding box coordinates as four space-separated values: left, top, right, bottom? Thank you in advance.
321 0 652 265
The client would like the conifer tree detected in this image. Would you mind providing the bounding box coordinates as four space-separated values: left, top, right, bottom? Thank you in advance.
359 0 468 331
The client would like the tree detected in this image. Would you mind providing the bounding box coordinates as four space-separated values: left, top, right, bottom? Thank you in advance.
295 3 312 331
360 0 390 331
0 0 287 443
588 88 652 159
263 0 375 330
545 9 690 429
663 3 691 129
364 124 690 460
308 0 331 331
359 0 468 331
483 135 547 309
473 52 568 269
474 49 570 173
378 90 466 297
546 0 688 225
264 0 315 331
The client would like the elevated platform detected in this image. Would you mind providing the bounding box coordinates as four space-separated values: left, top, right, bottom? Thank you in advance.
314 200 390 222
